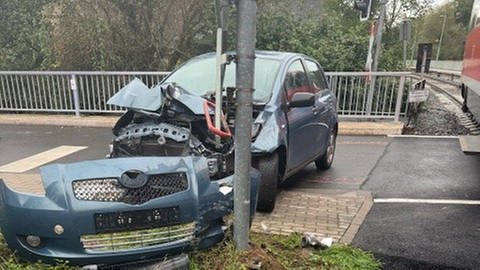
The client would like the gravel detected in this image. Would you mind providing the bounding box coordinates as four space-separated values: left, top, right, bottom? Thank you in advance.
403 89 470 136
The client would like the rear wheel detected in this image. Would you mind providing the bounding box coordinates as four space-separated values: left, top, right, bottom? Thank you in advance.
256 153 279 213
315 127 337 170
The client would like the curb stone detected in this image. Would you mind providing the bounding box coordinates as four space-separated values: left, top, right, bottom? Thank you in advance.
0 113 404 136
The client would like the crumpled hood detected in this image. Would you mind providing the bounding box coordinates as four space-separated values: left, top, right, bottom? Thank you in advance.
107 78 208 114
107 78 165 111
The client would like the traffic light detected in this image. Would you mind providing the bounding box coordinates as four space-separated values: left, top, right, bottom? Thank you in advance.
354 0 372 21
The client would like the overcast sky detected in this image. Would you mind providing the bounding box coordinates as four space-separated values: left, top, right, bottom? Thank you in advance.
433 0 452 7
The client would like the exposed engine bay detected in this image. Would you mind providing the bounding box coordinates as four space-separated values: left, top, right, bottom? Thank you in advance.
108 79 258 179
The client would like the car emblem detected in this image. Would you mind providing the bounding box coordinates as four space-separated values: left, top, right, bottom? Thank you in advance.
119 170 148 189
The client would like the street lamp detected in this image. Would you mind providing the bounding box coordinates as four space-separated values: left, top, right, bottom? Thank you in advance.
436 14 447 61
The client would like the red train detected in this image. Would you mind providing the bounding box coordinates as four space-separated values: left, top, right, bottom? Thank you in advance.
461 0 480 124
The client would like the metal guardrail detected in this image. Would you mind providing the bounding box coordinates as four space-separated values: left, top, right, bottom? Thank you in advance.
425 69 461 86
325 72 411 121
0 71 169 114
0 71 411 121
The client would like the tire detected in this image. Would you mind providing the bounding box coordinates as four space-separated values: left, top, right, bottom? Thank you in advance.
256 153 279 213
315 127 337 170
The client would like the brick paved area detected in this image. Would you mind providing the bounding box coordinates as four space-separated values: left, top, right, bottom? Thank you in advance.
251 189 373 244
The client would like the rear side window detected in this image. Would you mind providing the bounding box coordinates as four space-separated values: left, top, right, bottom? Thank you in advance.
305 60 328 91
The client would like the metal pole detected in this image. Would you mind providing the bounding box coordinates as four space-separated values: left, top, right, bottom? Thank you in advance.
394 75 406 121
234 0 256 250
215 28 224 144
403 39 407 68
70 74 81 117
366 0 386 115
436 14 447 61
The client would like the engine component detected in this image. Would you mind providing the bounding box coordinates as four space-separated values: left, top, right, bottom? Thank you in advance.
116 122 190 143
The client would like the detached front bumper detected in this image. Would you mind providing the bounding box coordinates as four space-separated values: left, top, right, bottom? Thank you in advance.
0 156 260 266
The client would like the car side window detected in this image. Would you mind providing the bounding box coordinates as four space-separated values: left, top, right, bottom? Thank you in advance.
305 60 328 91
284 60 313 102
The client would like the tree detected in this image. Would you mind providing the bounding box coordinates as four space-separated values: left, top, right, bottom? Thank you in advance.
41 0 211 71
454 0 474 28
0 0 438 71
0 0 52 70
414 2 468 60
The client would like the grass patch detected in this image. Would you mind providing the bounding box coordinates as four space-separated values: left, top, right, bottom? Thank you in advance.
0 231 380 270
190 232 381 270
0 234 77 270
311 244 382 270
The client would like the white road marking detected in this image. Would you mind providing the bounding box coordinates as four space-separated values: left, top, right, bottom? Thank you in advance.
374 198 480 205
387 135 459 139
0 145 87 173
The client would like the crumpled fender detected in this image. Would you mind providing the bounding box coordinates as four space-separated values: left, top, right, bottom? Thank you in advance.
251 106 288 154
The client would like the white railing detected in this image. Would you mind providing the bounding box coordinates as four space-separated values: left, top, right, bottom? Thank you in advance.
0 71 412 121
325 72 411 121
0 71 169 114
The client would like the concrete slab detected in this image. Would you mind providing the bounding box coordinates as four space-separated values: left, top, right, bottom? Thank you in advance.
459 135 480 155
339 121 404 136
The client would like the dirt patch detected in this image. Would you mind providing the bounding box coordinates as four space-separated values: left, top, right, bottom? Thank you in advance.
238 245 286 270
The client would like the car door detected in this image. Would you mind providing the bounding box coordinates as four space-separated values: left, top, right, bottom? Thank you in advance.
284 59 323 171
304 59 334 155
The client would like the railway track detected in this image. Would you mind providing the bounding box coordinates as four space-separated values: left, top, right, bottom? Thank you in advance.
423 76 480 135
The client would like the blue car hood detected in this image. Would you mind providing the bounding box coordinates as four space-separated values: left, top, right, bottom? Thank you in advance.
107 78 164 111
107 78 207 114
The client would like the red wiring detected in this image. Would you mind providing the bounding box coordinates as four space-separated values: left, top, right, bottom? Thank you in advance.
203 101 232 138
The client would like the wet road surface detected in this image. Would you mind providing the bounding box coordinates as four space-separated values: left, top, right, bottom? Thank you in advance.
354 137 480 270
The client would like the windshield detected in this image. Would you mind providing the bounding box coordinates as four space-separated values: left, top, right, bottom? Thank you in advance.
164 56 281 102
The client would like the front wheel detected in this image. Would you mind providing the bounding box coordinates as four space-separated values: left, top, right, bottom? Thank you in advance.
315 127 337 170
255 153 279 213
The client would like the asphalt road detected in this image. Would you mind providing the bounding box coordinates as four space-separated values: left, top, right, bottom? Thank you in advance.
283 136 390 190
354 137 480 270
0 125 390 186
0 124 112 173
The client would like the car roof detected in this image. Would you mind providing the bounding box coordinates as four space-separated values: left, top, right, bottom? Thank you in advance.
192 50 304 62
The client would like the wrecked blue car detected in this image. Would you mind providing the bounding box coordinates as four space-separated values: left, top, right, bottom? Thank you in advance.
0 156 260 266
109 51 338 212
0 50 336 266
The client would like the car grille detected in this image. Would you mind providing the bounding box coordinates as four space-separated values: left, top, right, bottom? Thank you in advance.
72 173 188 205
80 222 195 252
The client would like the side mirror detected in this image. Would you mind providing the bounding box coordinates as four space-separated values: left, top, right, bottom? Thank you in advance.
289 92 315 108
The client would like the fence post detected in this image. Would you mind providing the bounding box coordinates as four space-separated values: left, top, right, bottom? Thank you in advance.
70 74 81 117
366 76 375 115
394 75 406 121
